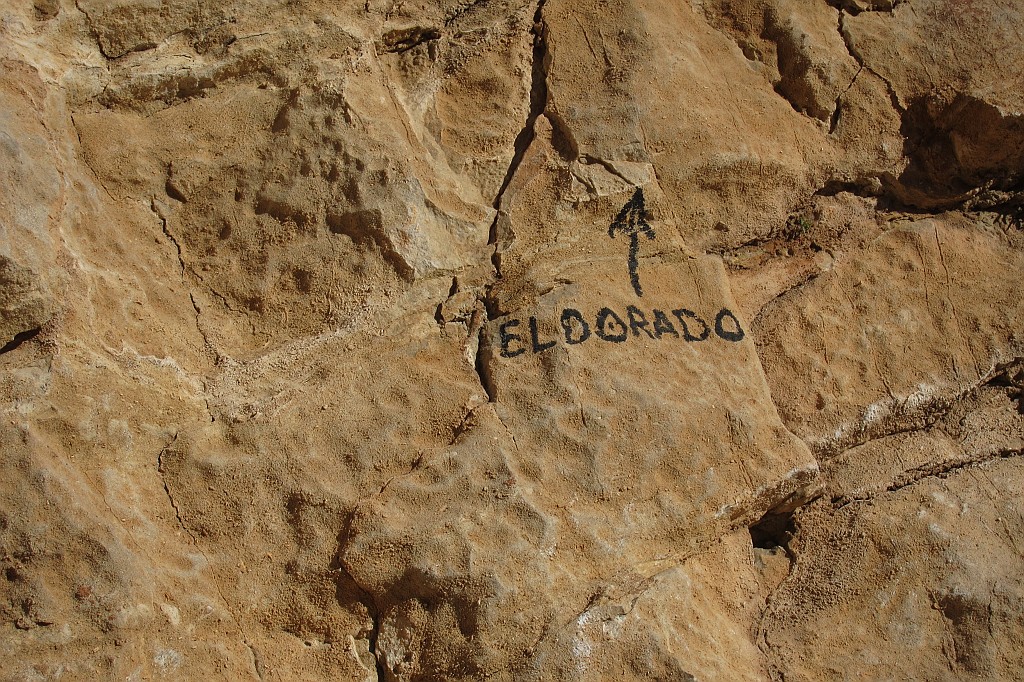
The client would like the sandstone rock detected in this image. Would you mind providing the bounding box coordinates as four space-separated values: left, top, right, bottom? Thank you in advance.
0 256 50 348
766 0 859 124
521 531 771 681
544 0 836 252
765 454 1024 680
842 0 1024 208
0 60 58 347
1 0 1023 679
755 212 1024 457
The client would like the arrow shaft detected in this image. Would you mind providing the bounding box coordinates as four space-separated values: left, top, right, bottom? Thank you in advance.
628 233 643 297
608 187 654 297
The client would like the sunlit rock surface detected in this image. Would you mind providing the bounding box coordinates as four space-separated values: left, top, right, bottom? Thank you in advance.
1 0 1022 679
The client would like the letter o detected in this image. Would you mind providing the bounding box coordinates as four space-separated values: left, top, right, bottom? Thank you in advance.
595 307 628 343
714 308 745 342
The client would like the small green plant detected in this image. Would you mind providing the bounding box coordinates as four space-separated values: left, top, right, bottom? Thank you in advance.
784 213 814 239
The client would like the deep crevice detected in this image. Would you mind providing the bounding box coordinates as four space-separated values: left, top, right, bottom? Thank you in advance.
474 323 497 402
467 0 550 408
0 328 41 355
886 94 1024 212
828 64 863 134
485 0 550 290
332 514 387 682
752 506 807 682
490 0 550 213
749 510 797 556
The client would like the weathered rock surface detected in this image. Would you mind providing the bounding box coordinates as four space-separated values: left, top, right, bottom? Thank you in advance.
762 376 1024 680
1 0 1023 679
756 212 1024 457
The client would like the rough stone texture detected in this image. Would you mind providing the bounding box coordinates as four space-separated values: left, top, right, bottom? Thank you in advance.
1 0 1023 680
755 212 1024 457
762 377 1024 680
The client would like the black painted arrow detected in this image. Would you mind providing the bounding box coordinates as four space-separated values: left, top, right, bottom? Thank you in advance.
608 187 655 297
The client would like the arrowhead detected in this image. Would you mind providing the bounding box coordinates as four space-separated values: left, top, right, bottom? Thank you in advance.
608 187 654 239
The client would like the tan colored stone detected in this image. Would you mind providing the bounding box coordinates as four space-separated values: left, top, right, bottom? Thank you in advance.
765 455 1024 681
340 114 815 677
756 213 1024 457
1 0 1024 678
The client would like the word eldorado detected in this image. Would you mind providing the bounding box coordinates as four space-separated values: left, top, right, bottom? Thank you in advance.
496 305 745 358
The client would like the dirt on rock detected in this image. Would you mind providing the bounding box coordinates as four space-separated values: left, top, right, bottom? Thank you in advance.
1 0 1023 680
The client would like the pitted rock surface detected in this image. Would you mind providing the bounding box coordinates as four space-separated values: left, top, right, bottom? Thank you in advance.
1 0 1023 680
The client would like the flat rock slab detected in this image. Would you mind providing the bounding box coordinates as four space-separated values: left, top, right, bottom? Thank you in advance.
485 253 815 533
764 455 1024 681
756 214 1024 457
342 187 815 676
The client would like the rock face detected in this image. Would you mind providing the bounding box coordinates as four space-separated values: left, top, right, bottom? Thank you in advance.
0 0 1022 679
